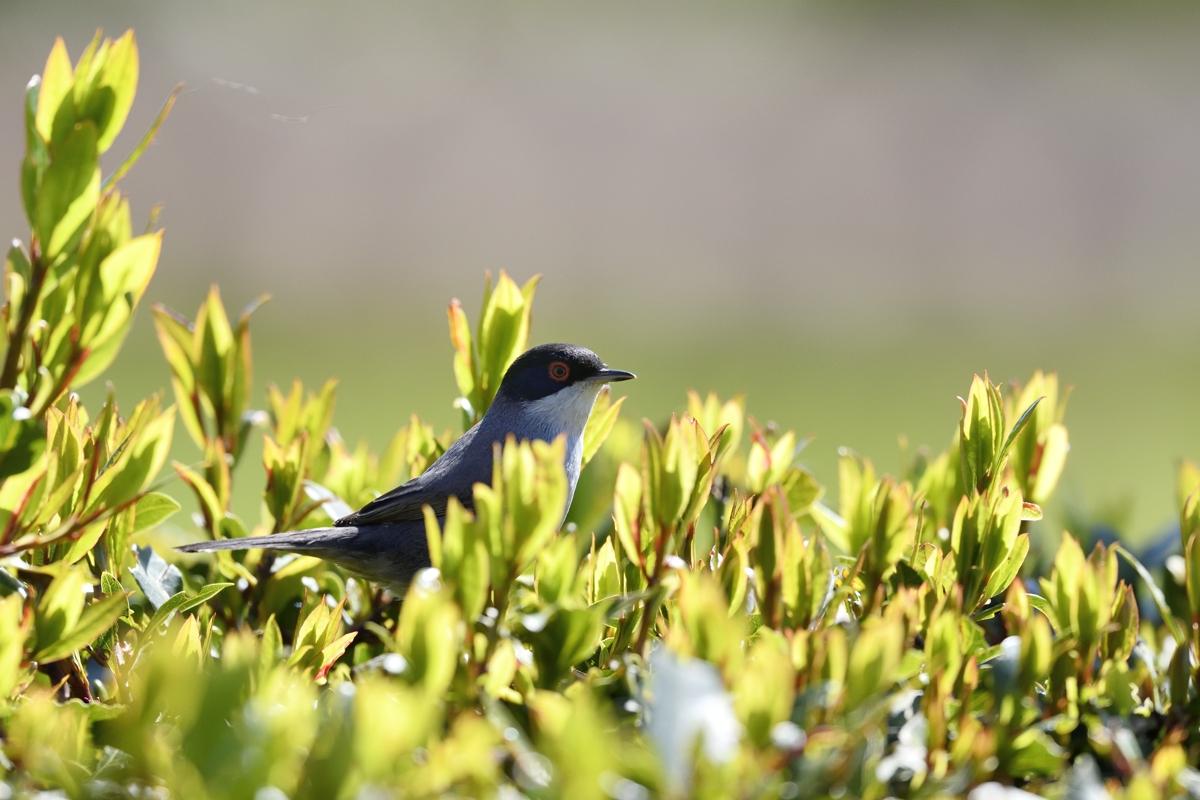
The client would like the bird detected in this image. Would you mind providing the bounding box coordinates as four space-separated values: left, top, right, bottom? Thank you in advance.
177 343 635 593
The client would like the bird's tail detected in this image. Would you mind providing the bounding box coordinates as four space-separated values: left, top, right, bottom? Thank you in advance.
177 528 349 554
175 524 430 594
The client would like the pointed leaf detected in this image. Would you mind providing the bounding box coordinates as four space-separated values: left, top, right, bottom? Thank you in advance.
34 591 128 664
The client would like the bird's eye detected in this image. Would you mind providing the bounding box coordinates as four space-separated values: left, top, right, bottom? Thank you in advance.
548 361 570 382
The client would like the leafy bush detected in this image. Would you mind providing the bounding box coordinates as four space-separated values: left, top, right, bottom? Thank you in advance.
3 32 1200 799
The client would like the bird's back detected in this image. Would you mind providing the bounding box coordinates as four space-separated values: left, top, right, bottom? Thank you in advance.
335 421 494 526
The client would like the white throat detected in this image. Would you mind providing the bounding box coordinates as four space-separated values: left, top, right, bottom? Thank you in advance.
522 381 605 444
519 382 605 517
479 382 607 520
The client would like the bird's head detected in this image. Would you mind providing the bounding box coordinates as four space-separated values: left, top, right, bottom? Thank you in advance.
487 343 634 512
495 343 635 405
489 343 634 443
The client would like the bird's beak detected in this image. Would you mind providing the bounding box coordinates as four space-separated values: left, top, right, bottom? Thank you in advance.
595 367 636 383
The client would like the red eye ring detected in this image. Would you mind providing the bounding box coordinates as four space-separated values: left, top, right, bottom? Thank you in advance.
548 361 570 382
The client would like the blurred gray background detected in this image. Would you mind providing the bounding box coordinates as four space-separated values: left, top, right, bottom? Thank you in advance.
2 2 1199 536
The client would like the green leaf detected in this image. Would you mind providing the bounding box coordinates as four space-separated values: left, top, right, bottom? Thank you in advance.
524 605 604 688
0 595 30 699
981 533 1030 601
997 397 1043 469
1115 544 1187 646
687 391 744 463
34 590 128 664
107 84 179 187
394 588 460 695
843 622 903 711
447 297 475 407
21 86 48 228
195 286 234 410
34 38 74 143
809 501 850 554
147 582 234 630
35 568 86 653
582 390 625 466
259 614 283 681
90 404 175 510
92 30 139 153
1167 642 1192 710
958 374 1004 493
0 391 45 480
62 519 109 566
1177 459 1200 515
477 273 527 408
1025 592 1053 620
75 232 163 384
1006 729 1065 776
174 462 223 525
34 121 100 261
612 462 644 565
229 295 267 449
747 430 795 492
128 491 181 534
4 243 31 324
783 467 823 515
152 304 197 391
99 572 123 595
1186 533 1200 625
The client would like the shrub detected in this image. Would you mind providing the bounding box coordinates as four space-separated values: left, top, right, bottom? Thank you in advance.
2 32 1199 799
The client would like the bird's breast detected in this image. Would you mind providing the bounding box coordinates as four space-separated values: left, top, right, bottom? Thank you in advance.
481 385 603 513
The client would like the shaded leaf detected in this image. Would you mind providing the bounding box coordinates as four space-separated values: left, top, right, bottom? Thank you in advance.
129 544 183 609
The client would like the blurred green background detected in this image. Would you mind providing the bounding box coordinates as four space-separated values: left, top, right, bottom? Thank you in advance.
3 2 1199 539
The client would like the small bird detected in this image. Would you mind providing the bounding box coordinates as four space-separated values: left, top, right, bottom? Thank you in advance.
178 343 635 592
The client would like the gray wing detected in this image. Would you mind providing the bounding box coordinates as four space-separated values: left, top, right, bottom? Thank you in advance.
335 422 491 526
